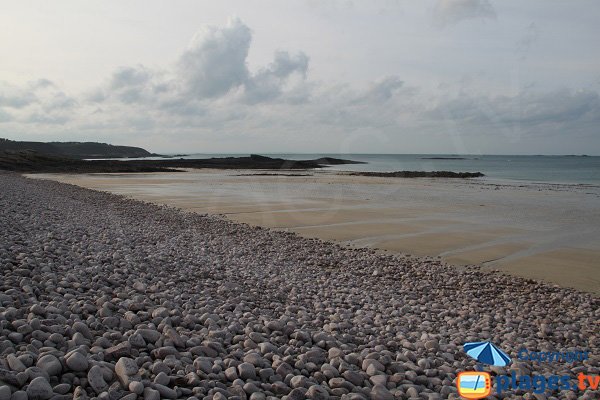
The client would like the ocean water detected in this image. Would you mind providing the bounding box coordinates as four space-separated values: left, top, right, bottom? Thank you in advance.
100 153 600 185
170 154 600 185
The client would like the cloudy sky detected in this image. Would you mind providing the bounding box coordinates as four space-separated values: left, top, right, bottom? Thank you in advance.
1 0 599 154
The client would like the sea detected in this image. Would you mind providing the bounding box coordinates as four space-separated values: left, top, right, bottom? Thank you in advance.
106 154 600 185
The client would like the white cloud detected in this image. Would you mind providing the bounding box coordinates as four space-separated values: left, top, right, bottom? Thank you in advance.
178 17 252 99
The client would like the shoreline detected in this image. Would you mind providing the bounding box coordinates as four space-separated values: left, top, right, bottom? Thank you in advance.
28 169 600 295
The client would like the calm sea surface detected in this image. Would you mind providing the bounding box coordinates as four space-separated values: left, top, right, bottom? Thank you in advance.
163 154 600 185
99 154 600 185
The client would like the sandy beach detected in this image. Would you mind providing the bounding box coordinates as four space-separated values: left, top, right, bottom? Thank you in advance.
30 170 600 294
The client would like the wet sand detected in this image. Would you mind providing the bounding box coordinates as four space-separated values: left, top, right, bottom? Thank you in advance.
29 170 600 294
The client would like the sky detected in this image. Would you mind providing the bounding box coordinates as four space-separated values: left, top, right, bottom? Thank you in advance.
1 0 599 154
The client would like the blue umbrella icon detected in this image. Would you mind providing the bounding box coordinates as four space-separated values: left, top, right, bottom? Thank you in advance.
463 341 512 367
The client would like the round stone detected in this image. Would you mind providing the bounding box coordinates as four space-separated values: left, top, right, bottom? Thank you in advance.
66 352 88 372
26 377 53 400
36 354 62 376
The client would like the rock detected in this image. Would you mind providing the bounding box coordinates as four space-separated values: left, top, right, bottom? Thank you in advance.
152 384 177 399
35 355 61 376
361 359 384 373
370 384 394 400
152 307 169 319
406 386 419 398
153 372 169 386
115 357 140 387
243 353 263 367
143 387 160 400
275 363 293 378
87 365 108 394
370 375 387 386
10 390 28 400
306 385 329 400
0 386 11 400
342 370 364 386
78 389 94 400
425 339 439 352
345 394 366 400
26 377 53 400
290 375 308 389
304 349 326 364
136 329 161 344
53 383 71 395
328 348 343 359
224 367 238 381
265 320 284 331
105 342 132 361
258 342 277 355
72 322 92 340
7 355 26 372
128 333 145 348
164 327 185 348
237 363 256 380
66 352 88 372
128 382 144 395
107 381 128 400
288 388 307 400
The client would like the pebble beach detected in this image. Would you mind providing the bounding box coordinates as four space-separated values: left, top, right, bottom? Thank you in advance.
1 172 599 399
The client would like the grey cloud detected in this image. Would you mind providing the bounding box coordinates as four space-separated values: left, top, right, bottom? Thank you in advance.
26 112 69 125
108 66 158 104
266 50 309 79
110 65 152 89
427 89 600 140
86 89 108 103
0 82 36 108
355 76 404 103
0 80 76 111
244 50 309 103
93 65 175 105
433 0 496 27
30 79 55 90
177 18 251 99
41 92 77 112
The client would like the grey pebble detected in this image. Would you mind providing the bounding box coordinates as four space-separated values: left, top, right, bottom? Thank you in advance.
26 377 53 400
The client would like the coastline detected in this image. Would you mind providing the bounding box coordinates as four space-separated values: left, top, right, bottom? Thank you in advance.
29 169 600 295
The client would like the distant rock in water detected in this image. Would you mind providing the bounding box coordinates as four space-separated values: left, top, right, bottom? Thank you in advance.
311 157 367 165
0 138 154 159
350 171 484 178
420 157 468 160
